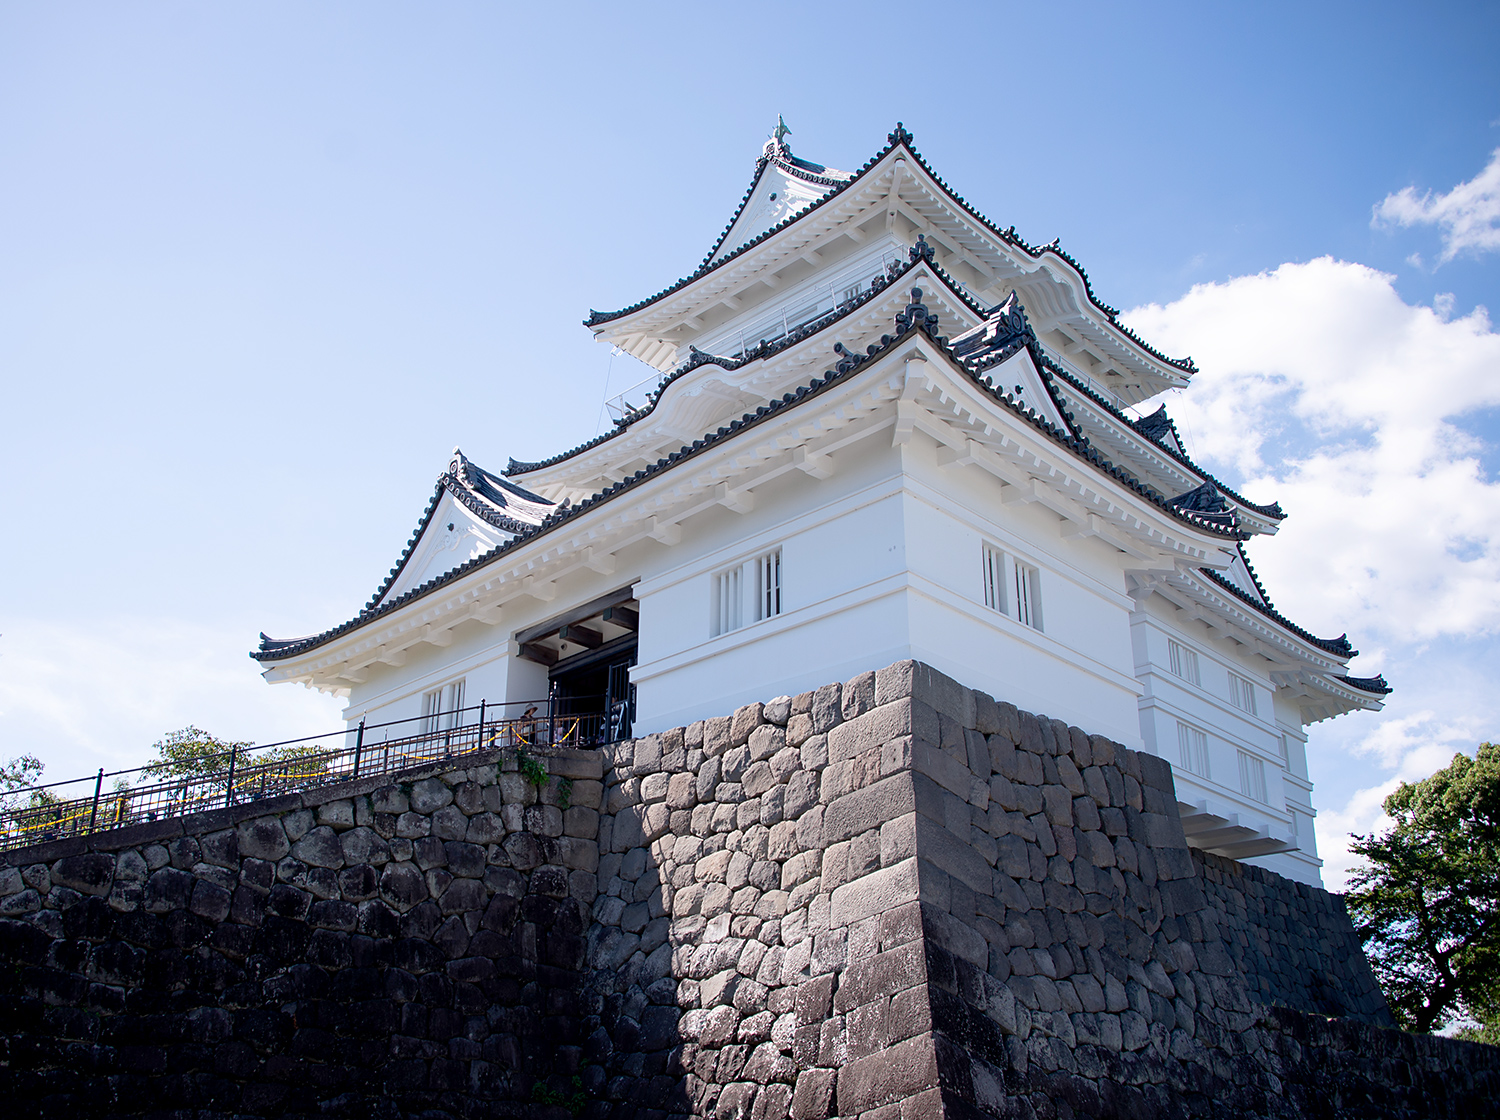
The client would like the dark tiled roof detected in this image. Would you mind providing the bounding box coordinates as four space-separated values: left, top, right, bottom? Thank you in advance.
1043 362 1287 523
446 450 556 531
1337 674 1392 695
1197 561 1355 657
257 291 1243 664
511 240 982 477
1135 405 1179 446
584 126 1197 380
330 451 557 626
584 129 904 329
1168 481 1237 529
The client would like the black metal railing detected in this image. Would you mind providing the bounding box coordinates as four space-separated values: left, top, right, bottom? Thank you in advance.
0 696 621 854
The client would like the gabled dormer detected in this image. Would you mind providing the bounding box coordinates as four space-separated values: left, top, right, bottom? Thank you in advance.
370 449 557 610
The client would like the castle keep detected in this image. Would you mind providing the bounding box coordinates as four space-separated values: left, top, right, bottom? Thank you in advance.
7 126 1484 1116
255 124 1386 889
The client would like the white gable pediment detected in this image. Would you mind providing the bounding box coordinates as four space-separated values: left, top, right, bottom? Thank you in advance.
972 348 1070 432
380 491 510 606
712 141 852 264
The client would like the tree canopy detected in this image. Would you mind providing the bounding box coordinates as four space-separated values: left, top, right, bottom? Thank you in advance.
143 727 251 780
0 753 43 795
1346 741 1500 1034
142 727 331 797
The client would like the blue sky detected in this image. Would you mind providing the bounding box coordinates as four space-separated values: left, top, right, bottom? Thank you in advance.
2 2 1498 885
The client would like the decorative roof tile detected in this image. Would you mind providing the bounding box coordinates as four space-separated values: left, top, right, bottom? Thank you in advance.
1337 673 1392 695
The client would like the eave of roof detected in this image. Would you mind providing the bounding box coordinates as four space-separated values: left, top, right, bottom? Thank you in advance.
258 301 1241 665
1044 359 1286 523
1195 562 1355 658
1337 673 1392 695
511 240 989 477
584 126 1197 380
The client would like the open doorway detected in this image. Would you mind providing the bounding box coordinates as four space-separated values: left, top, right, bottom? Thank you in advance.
514 588 638 745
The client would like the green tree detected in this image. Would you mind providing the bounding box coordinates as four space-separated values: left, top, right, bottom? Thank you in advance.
1 753 44 793
1 753 45 813
144 727 331 797
144 727 249 779
1346 742 1500 1034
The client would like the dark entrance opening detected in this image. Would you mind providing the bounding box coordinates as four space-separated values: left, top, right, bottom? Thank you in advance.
514 587 639 744
549 637 637 744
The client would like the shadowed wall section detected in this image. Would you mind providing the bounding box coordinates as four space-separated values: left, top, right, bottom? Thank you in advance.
3 661 1498 1118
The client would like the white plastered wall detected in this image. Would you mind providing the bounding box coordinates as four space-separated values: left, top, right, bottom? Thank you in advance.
1131 596 1323 886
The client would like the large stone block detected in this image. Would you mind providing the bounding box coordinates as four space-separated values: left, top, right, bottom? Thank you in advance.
824 774 917 844
830 857 920 928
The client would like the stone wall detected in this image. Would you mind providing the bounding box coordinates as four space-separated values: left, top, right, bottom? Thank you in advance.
1193 851 1392 1025
0 749 605 1118
4 660 1499 1119
578 661 1497 1119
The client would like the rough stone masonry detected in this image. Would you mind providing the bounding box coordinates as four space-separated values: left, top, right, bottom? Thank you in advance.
2 660 1497 1118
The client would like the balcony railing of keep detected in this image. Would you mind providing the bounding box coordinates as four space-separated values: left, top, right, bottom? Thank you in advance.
0 696 624 855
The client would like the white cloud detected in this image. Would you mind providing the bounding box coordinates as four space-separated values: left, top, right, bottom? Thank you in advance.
0 619 345 791
1373 148 1500 262
1125 258 1500 887
1127 258 1500 644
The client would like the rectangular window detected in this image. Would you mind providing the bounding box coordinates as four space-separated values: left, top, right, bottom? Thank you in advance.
1168 640 1200 686
1013 561 1041 630
1176 721 1210 778
421 678 466 736
712 548 782 637
1229 673 1258 716
754 548 782 623
711 564 743 637
981 544 1041 630
1239 750 1268 803
982 545 1007 614
1279 734 1292 766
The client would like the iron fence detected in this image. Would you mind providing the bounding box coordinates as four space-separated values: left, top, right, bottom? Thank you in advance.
0 697 620 854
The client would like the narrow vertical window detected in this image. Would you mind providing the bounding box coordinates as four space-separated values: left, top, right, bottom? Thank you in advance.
422 678 466 735
981 545 1041 630
1238 750 1268 803
711 565 743 637
754 548 782 622
1013 561 1041 630
443 679 465 731
981 545 1006 613
1168 640 1200 686
1229 673 1258 716
1176 721 1210 778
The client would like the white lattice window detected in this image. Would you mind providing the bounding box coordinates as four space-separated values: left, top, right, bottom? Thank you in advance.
754 548 782 623
421 678 466 736
1014 561 1040 630
982 545 1007 614
1239 750 1268 803
1168 640 1200 686
981 544 1041 631
712 548 782 637
1229 673 1258 716
1176 721 1210 778
711 564 743 637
